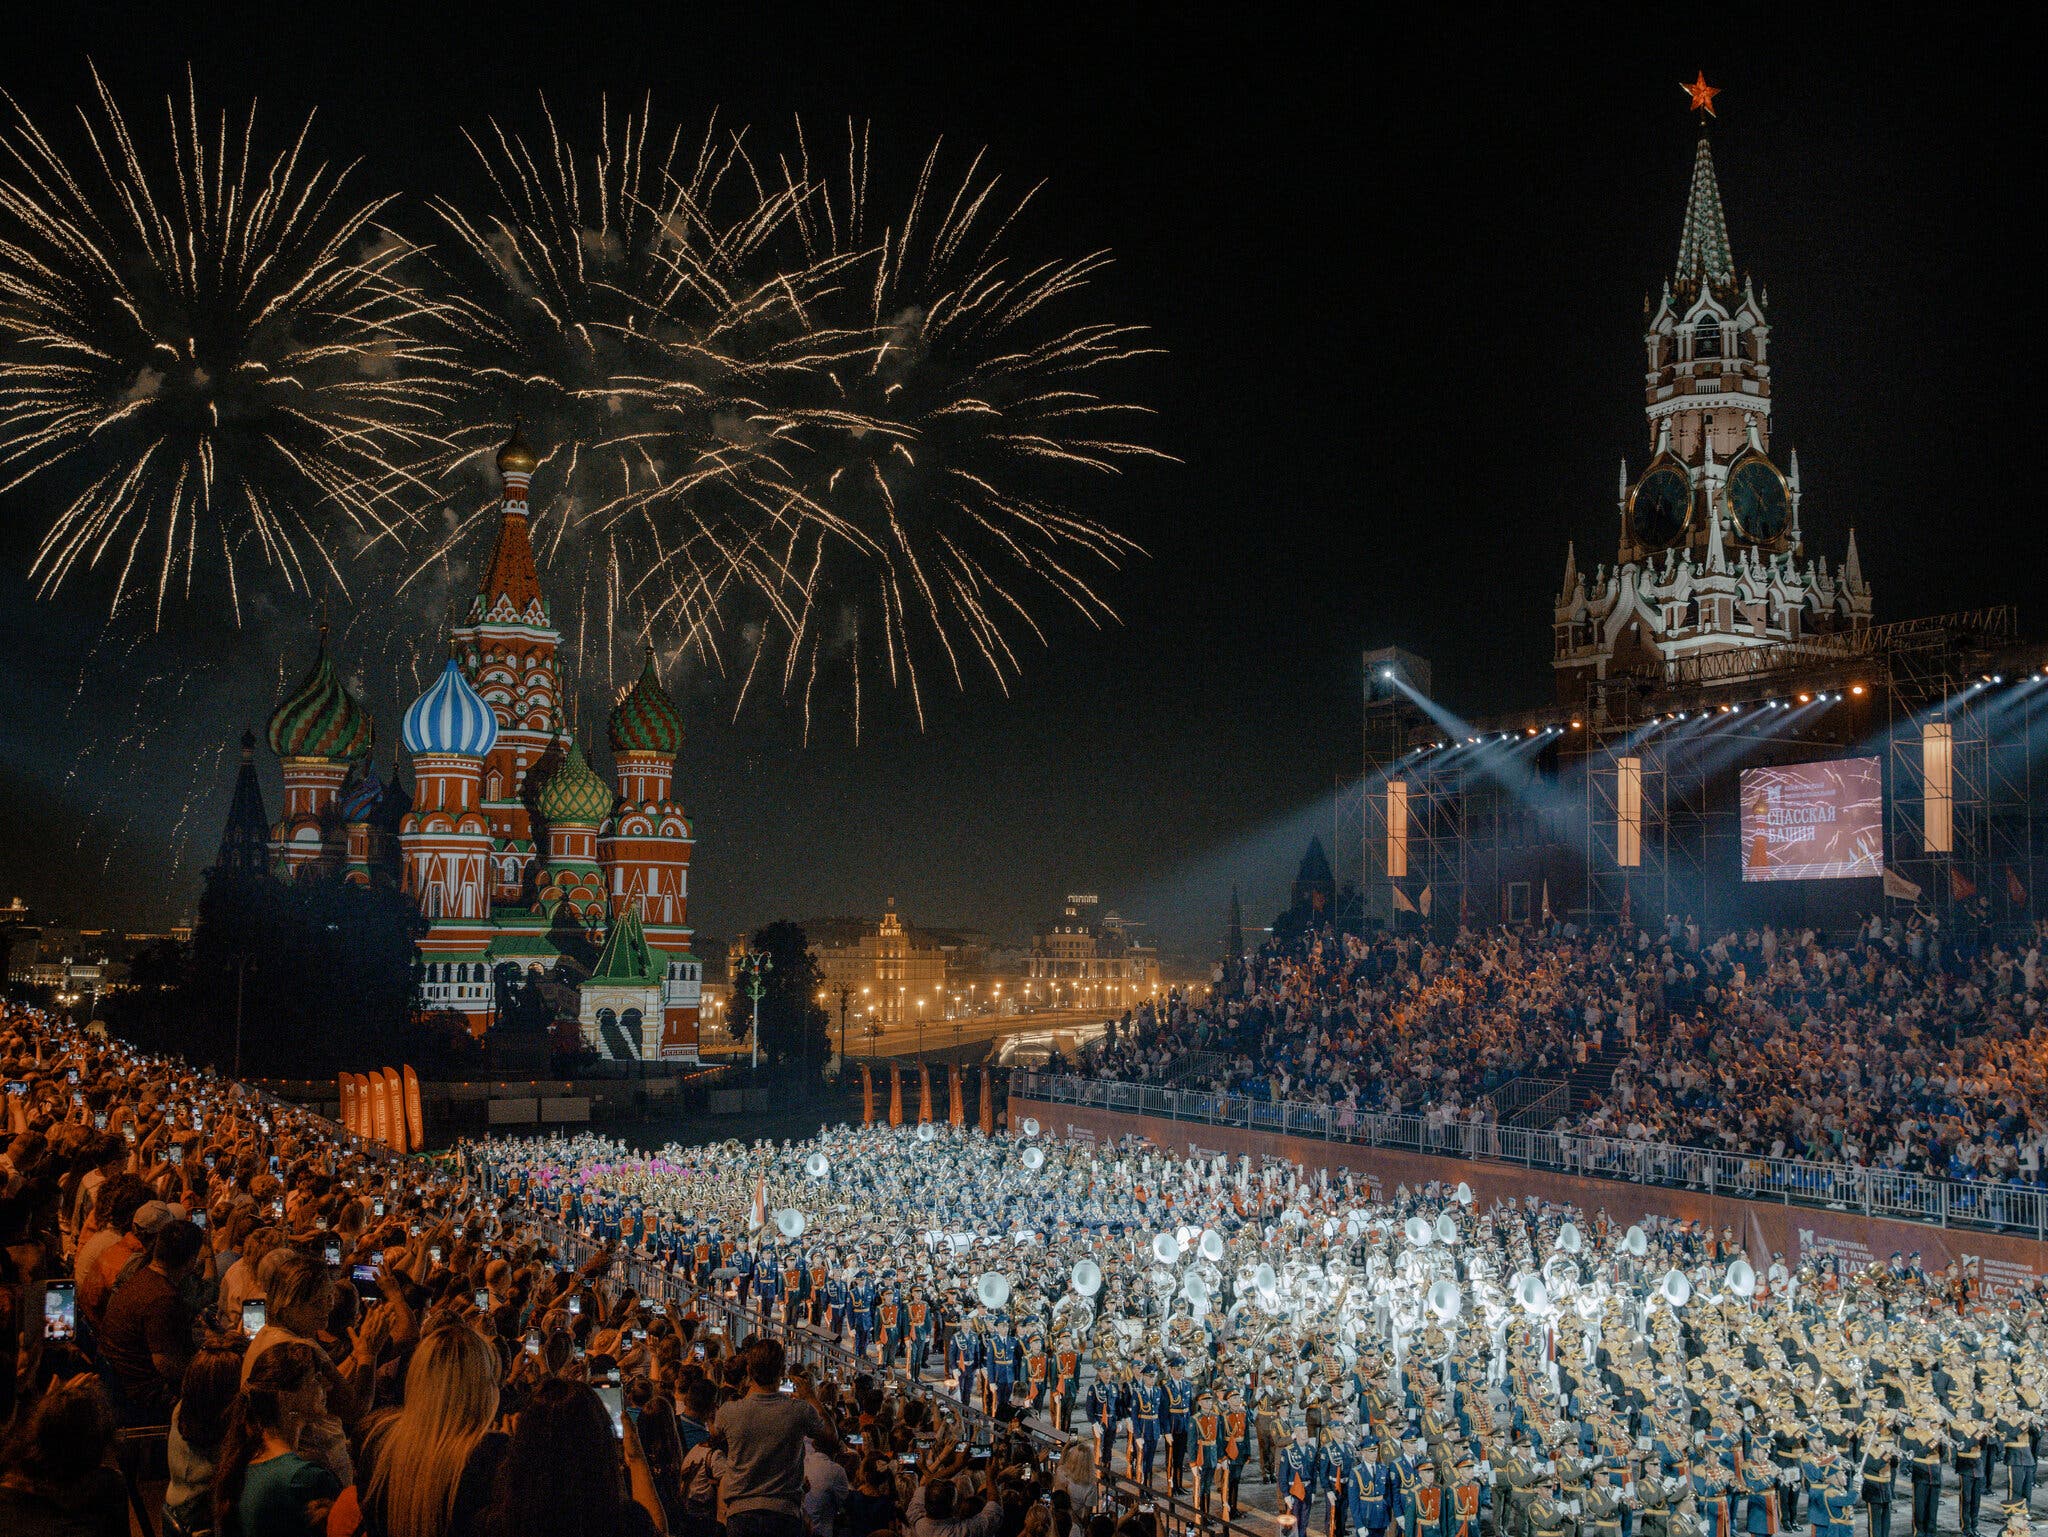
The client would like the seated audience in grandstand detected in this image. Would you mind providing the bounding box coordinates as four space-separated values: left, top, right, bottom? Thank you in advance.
165 1336 249 1536
98 1216 207 1421
476 1374 666 1537
1078 916 2047 1182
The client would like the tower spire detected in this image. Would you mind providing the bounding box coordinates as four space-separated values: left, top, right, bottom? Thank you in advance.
1674 135 1737 301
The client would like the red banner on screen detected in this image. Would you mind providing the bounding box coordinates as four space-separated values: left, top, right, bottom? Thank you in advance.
1741 756 1884 881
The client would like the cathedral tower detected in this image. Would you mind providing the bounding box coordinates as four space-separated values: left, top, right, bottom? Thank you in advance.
266 633 374 878
599 656 701 1058
450 431 564 903
399 658 499 1029
1554 94 1871 700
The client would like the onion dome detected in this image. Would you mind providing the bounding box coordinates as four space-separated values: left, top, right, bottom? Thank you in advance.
608 655 685 757
538 737 613 826
402 659 499 758
496 427 538 477
268 637 374 760
338 760 387 823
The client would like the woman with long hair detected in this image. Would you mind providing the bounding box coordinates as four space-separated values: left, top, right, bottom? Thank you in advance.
635 1394 688 1532
477 1376 666 1537
361 1322 506 1537
164 1335 250 1536
1052 1439 1100 1522
0 1380 130 1535
212 1342 343 1537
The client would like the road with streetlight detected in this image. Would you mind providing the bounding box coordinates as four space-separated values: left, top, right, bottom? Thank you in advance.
693 1000 1126 1065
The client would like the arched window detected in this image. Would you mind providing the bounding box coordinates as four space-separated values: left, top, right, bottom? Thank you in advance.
1695 318 1722 359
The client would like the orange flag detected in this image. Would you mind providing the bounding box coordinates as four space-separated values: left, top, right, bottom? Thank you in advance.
338 1074 355 1137
369 1072 391 1146
918 1063 933 1124
949 1065 965 1127
382 1068 407 1152
402 1066 425 1151
978 1068 994 1135
860 1062 875 1126
888 1064 903 1127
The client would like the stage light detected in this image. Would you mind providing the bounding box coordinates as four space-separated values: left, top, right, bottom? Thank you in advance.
1797 693 1811 704
1850 684 1865 696
1570 719 1582 728
1994 675 2003 683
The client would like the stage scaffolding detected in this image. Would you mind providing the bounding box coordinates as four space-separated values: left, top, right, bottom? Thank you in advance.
1575 606 2045 929
1365 610 2046 934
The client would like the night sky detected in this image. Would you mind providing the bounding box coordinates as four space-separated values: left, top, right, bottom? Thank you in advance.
0 6 2032 959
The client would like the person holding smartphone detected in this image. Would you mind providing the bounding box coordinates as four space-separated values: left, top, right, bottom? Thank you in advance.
97 1219 207 1421
712 1338 845 1537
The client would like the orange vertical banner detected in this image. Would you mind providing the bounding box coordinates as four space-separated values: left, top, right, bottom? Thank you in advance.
352 1072 368 1138
402 1066 425 1150
949 1065 965 1127
888 1064 903 1127
978 1068 994 1135
860 1062 875 1125
369 1072 391 1146
338 1074 354 1137
382 1068 407 1152
918 1063 933 1123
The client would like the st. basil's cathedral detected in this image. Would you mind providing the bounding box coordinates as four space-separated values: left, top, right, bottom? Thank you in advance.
212 432 702 1062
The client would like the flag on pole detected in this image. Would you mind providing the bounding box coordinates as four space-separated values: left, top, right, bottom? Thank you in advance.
1392 887 1417 914
2008 866 2028 905
1418 885 1433 918
748 1173 767 1234
1883 867 1922 902
1950 866 1978 902
1540 880 1553 921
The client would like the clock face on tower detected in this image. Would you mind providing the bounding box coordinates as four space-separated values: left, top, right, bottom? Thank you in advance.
1723 454 1792 544
1629 462 1691 551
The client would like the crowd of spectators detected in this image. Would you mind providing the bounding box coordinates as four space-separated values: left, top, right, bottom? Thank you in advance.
0 1003 1150 1537
1071 912 2048 1186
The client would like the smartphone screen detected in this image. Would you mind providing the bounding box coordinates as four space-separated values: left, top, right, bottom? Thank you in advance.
325 1242 342 1265
374 1199 385 1217
847 1433 864 1447
526 1334 541 1357
430 1246 442 1264
475 1289 490 1310
193 1212 207 1230
43 1282 77 1341
242 1299 267 1338
167 1146 183 1166
596 1383 624 1438
3 1082 25 1096
779 1379 794 1396
901 1453 920 1467
93 1113 107 1130
568 1296 581 1315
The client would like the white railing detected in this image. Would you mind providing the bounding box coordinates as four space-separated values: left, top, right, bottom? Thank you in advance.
1012 1071 2048 1239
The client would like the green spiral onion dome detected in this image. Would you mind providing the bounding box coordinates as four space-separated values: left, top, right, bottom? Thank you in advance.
267 637 374 760
607 655 685 757
537 737 613 826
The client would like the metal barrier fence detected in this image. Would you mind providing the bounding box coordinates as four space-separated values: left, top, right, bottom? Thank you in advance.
1479 1077 1571 1129
520 1213 1258 1537
1013 1071 2048 1240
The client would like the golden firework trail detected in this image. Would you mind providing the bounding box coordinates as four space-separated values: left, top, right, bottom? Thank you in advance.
0 66 450 626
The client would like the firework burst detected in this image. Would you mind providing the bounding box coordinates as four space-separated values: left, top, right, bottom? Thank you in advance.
0 67 448 625
742 123 1169 733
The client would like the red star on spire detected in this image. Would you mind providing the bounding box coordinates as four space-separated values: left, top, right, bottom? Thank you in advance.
1681 72 1722 117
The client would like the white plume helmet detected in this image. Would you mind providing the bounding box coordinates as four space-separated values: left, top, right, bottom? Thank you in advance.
1198 1228 1226 1263
1555 1221 1583 1254
1021 1146 1045 1172
1623 1225 1649 1257
804 1151 831 1181
1660 1268 1694 1308
1727 1258 1758 1298
1427 1280 1463 1321
1071 1258 1103 1297
774 1208 807 1239
1153 1232 1182 1266
1404 1216 1433 1247
1020 1116 1040 1137
977 1272 1011 1309
1435 1212 1459 1246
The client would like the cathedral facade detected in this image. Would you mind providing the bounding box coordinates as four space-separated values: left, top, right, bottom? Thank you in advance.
224 432 701 1061
1552 133 1872 702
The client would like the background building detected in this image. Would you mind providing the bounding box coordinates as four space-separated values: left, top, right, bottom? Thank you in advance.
1025 894 1159 1011
809 900 949 1029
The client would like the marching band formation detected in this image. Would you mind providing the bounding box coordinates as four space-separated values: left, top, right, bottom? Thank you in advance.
467 1120 2048 1537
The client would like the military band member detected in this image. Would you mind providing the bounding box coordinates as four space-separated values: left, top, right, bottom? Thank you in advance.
1131 1362 1167 1484
1022 1333 1051 1415
985 1318 1022 1416
1860 1428 1898 1537
1903 1420 1943 1537
1189 1390 1224 1516
1164 1357 1197 1494
1223 1389 1253 1519
1956 1422 1989 1537
1086 1363 1126 1476
1282 1422 1325 1534
907 1289 935 1376
950 1315 984 1409
1350 1436 1397 1537
1053 1336 1083 1432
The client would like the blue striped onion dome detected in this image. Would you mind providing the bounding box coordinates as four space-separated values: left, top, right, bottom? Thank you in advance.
267 640 373 760
402 659 499 758
537 737 613 826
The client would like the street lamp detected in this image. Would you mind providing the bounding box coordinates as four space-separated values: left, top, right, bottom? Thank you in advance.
735 948 772 1073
